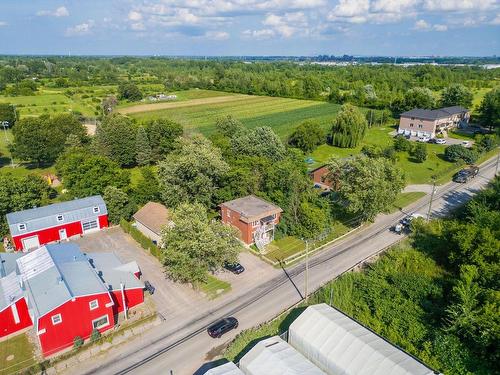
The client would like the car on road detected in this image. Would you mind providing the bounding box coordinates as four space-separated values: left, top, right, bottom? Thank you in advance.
461 140 471 147
392 213 426 234
207 317 238 338
144 280 155 295
453 166 479 183
224 262 245 274
435 138 446 144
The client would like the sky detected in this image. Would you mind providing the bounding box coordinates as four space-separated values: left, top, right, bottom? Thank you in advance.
0 0 499 56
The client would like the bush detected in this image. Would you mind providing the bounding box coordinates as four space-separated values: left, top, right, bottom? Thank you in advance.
393 135 412 152
90 329 101 343
476 134 497 152
444 144 478 164
412 143 428 163
73 336 84 349
120 219 161 259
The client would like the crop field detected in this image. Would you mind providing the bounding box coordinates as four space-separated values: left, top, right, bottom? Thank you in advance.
127 93 342 137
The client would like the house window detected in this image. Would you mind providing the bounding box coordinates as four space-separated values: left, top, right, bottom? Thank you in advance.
51 314 62 325
252 221 259 227
409 124 414 127
93 206 100 214
92 315 109 330
57 215 64 222
411 117 415 120
89 299 99 310
418 124 423 128
18 223 26 231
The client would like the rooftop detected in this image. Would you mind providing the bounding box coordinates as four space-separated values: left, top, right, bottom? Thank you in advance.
401 106 468 121
204 362 244 375
133 201 170 235
220 195 282 222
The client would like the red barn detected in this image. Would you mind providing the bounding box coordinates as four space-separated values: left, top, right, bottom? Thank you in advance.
6 195 109 251
219 195 282 250
0 243 144 357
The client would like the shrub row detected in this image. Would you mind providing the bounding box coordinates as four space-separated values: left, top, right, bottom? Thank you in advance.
120 218 162 260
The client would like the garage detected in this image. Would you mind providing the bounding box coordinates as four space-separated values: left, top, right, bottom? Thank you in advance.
82 219 99 233
22 236 40 250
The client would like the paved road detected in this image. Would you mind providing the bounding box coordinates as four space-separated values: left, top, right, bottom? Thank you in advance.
74 154 499 375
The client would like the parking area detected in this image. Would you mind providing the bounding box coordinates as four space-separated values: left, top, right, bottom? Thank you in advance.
72 227 281 329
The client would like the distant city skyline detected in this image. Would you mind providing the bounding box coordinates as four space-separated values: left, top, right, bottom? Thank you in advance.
1 0 499 56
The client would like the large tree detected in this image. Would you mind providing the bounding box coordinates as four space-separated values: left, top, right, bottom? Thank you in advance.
135 126 152 166
215 115 245 138
330 104 368 148
56 149 130 197
158 135 229 208
12 114 87 165
440 84 473 108
231 126 287 161
288 120 325 153
161 202 242 283
103 186 135 224
327 156 405 221
94 114 137 167
0 174 53 235
477 87 500 131
145 119 183 162
403 87 436 110
0 103 17 127
117 82 142 101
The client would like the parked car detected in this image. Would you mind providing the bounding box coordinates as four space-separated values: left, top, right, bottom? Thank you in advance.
392 213 426 234
144 280 155 295
461 141 471 147
417 136 430 143
453 166 479 183
224 262 245 274
435 138 447 144
207 317 239 338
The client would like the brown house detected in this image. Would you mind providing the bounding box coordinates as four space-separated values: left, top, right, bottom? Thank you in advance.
309 165 333 189
219 195 282 249
132 202 171 246
398 106 470 138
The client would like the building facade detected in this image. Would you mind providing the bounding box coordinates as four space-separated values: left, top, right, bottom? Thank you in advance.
132 202 171 246
219 195 282 249
0 243 143 356
398 106 470 138
7 195 108 251
309 165 334 189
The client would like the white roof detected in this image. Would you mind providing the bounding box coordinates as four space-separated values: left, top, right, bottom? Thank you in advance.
289 304 438 375
0 272 23 312
204 362 244 375
240 336 326 375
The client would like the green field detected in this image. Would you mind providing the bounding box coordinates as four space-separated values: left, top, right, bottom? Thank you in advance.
0 334 36 375
127 93 342 137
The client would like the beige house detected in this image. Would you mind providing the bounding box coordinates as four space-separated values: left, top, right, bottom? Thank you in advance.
132 202 171 246
398 106 470 138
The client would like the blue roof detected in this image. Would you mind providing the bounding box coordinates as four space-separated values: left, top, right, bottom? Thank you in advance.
7 195 107 237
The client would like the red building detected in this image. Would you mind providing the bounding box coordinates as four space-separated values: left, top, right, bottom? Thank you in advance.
0 243 143 357
0 272 33 338
220 195 282 250
309 165 334 189
6 195 109 251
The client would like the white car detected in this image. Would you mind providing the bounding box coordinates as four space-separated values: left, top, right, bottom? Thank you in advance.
462 141 471 147
435 138 446 144
417 136 430 143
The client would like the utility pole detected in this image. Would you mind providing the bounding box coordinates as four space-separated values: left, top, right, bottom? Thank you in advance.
427 178 436 222
304 240 309 304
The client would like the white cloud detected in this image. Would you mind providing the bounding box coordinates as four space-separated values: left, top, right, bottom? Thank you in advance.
423 0 496 11
242 28 276 39
128 11 143 22
65 20 94 36
131 22 146 31
0 21 7 27
491 13 500 25
205 30 230 40
414 19 430 29
433 24 448 31
37 6 69 17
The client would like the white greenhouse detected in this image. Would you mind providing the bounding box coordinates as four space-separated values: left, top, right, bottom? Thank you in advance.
239 336 327 375
288 303 439 375
204 361 244 375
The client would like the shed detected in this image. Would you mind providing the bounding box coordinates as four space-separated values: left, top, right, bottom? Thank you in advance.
132 202 170 245
288 304 438 375
240 336 326 375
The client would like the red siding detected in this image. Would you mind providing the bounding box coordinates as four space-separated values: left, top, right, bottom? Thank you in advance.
37 293 114 357
310 166 333 188
110 288 144 315
0 298 33 338
12 214 109 251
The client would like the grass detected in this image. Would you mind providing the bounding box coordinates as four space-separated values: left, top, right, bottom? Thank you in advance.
197 274 231 300
266 237 306 261
0 334 36 375
447 130 476 141
390 192 427 213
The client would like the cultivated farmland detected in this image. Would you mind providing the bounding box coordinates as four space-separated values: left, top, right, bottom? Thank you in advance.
125 90 342 138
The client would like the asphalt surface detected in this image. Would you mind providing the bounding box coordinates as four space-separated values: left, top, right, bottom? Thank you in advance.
73 154 499 375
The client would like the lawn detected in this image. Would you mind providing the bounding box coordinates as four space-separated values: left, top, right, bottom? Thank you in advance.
0 334 37 375
265 236 306 262
197 274 231 300
390 192 427 213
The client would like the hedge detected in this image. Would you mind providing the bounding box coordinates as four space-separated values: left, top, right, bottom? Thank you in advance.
120 218 162 260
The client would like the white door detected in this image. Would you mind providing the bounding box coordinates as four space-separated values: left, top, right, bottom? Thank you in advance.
22 236 40 250
59 228 67 240
82 219 99 233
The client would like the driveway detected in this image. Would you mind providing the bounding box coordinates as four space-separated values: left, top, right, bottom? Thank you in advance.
73 227 280 332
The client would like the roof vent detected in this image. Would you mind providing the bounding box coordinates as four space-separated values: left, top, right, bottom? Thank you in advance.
9 295 15 302
57 276 64 283
73 256 77 261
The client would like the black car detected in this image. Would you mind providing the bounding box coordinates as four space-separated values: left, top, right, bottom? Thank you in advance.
453 166 479 183
224 262 245 274
207 317 239 338
144 280 155 295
